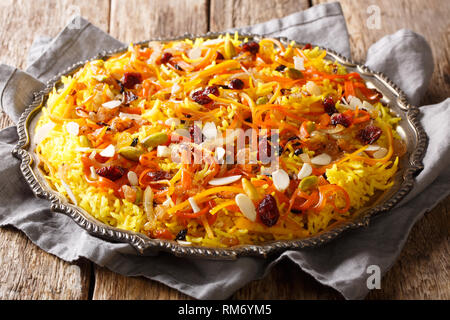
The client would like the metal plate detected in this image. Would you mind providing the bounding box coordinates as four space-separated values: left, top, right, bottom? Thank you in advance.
12 32 427 260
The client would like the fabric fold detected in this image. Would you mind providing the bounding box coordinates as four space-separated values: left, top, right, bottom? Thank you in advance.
365 29 434 106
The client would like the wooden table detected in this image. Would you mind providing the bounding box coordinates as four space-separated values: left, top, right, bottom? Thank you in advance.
0 0 448 300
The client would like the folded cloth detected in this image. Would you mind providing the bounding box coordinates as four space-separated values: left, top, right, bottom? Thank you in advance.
0 2 449 299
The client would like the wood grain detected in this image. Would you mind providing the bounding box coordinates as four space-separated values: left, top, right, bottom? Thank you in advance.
0 227 91 299
92 267 191 300
109 0 209 43
210 0 310 32
367 199 450 299
0 0 110 300
0 0 448 300
314 0 450 105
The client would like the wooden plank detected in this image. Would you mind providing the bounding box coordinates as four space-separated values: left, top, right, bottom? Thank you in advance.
0 227 92 299
92 267 191 300
0 0 110 300
0 0 110 70
210 0 310 32
109 0 209 43
314 0 450 104
92 0 209 300
232 260 341 300
0 0 111 127
368 199 450 299
313 0 450 299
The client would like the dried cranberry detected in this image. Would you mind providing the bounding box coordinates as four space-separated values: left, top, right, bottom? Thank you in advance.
121 72 142 89
331 113 352 128
228 78 244 90
160 52 173 64
241 41 260 54
96 166 125 181
145 170 172 181
204 86 220 97
191 90 212 105
257 194 279 227
302 43 312 50
323 96 338 115
275 64 286 72
357 125 382 144
191 86 219 105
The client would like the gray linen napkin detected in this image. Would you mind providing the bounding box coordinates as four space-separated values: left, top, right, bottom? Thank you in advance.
0 2 449 300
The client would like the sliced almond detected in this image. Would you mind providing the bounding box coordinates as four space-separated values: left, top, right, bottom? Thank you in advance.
66 122 79 136
99 144 115 158
235 193 257 222
102 100 122 109
297 163 313 180
188 197 201 213
365 144 381 151
298 153 311 163
349 96 362 110
311 153 332 166
165 118 181 127
202 122 217 140
272 169 290 192
305 81 321 96
119 112 142 121
188 47 202 60
208 175 242 186
373 147 388 159
362 100 375 111
157 145 171 158
127 171 138 186
293 56 305 71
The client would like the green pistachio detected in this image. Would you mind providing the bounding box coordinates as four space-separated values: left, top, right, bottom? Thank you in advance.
299 175 318 192
286 68 304 79
118 146 143 161
79 135 92 148
256 96 269 105
134 187 143 205
142 132 169 148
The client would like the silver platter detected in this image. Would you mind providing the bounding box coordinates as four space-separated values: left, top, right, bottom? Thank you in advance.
12 33 427 259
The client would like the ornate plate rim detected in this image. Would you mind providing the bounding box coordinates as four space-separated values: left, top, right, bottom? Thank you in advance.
12 32 428 260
